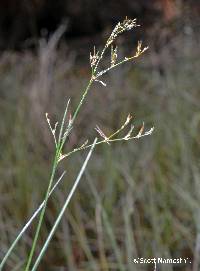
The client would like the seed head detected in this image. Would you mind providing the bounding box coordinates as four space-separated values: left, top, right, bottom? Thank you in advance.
106 18 139 47
134 41 149 58
90 46 99 68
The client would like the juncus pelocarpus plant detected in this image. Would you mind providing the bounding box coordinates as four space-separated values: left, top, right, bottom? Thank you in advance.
0 18 154 271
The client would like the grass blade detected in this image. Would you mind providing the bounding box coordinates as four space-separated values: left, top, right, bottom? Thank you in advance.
31 138 97 270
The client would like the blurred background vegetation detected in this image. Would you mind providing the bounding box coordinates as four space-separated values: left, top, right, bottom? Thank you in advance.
0 0 200 270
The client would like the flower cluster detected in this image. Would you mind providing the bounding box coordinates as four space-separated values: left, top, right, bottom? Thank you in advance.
89 18 148 86
106 18 138 47
90 46 99 68
135 40 149 58
94 114 154 144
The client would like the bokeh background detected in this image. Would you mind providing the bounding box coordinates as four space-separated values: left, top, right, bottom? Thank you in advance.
0 1 200 270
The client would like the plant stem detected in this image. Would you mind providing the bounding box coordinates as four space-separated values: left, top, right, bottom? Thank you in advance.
24 150 59 270
31 138 97 271
25 75 95 270
72 77 94 122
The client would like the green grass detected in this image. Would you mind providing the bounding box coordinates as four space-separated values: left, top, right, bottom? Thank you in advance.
0 25 200 270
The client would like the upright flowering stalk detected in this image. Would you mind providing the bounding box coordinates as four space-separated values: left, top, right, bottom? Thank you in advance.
0 18 153 271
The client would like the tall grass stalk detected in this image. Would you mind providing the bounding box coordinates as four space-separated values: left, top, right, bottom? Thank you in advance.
25 18 152 270
24 101 72 270
31 138 97 270
0 18 153 270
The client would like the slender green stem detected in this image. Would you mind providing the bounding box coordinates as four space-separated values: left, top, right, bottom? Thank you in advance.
25 150 59 270
31 138 97 271
57 77 94 157
72 77 94 123
25 73 95 271
58 99 71 144
24 72 96 270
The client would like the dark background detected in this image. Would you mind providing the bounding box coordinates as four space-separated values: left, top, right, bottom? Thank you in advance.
0 0 199 49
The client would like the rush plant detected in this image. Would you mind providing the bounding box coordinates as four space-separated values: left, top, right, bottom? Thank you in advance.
0 18 153 271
